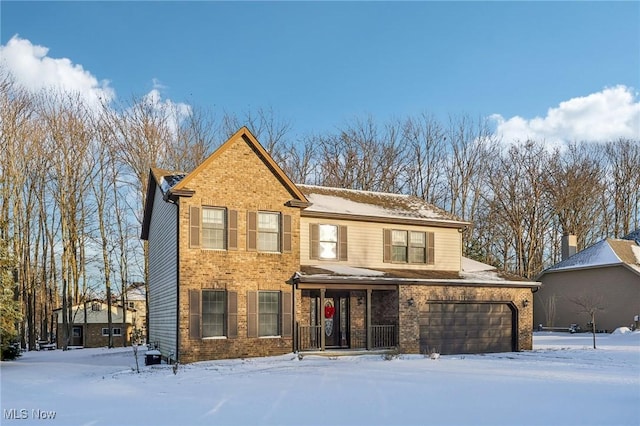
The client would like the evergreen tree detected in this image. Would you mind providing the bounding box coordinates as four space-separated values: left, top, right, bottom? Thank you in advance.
1 222 22 359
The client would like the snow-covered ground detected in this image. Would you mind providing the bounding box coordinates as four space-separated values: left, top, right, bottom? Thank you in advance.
2 331 639 426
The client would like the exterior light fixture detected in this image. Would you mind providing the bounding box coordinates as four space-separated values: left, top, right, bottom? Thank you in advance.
407 297 415 307
523 299 529 308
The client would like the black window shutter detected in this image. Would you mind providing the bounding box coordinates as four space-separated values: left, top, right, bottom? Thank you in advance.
189 289 201 339
281 292 292 337
247 291 258 337
227 291 238 338
310 223 319 260
189 206 201 248
282 214 292 253
427 231 435 265
228 210 238 250
383 229 391 263
339 225 348 261
247 211 257 251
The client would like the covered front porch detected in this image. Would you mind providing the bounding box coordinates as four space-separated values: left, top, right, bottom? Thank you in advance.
294 283 399 352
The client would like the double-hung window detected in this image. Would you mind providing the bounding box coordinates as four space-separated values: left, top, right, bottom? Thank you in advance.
202 207 225 249
309 223 348 261
385 229 434 264
189 290 238 339
247 291 292 338
257 212 280 252
202 290 226 337
318 224 338 260
258 291 280 336
392 230 408 262
409 231 427 263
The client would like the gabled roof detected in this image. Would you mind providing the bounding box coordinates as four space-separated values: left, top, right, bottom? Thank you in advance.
172 127 308 204
541 237 640 276
140 127 309 240
297 184 470 228
140 167 188 240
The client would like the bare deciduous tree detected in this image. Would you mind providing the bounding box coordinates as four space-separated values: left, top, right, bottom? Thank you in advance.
569 293 605 349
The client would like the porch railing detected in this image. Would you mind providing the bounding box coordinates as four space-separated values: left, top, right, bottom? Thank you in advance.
371 325 397 349
298 325 322 351
297 324 397 351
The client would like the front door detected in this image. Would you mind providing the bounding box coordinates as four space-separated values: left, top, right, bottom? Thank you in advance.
324 293 350 348
71 326 83 347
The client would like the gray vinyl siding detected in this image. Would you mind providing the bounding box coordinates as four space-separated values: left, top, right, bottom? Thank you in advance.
147 186 178 359
534 265 640 332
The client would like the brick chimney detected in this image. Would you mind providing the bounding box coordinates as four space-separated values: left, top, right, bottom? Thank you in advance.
561 233 577 261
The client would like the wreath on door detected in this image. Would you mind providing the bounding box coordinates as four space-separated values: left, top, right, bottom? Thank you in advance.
324 300 335 337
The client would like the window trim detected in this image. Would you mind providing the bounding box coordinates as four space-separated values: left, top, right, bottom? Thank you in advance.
318 224 338 260
201 206 227 250
384 229 434 265
310 223 348 261
258 291 281 337
189 289 238 340
257 211 281 253
201 289 226 338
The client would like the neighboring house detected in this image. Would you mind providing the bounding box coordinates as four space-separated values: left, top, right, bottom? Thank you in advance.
54 301 134 348
121 282 147 335
534 232 640 332
141 127 540 363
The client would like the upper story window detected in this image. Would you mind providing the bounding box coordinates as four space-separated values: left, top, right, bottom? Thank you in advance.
391 230 408 262
246 211 292 253
309 224 348 261
319 224 338 259
384 229 434 265
190 206 238 250
409 231 426 263
202 207 225 249
258 212 280 252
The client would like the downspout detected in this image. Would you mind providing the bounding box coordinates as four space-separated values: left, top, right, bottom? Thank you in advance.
165 194 180 364
291 273 300 353
165 188 194 364
174 199 180 364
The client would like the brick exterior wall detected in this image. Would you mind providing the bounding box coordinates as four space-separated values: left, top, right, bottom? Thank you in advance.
55 323 132 348
176 136 301 363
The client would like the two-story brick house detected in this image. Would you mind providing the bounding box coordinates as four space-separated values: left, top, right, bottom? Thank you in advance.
141 127 540 363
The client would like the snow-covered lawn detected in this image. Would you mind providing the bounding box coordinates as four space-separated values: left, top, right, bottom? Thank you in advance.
2 331 639 426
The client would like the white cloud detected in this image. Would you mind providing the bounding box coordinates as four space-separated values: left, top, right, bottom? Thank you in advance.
139 88 192 136
0 35 116 108
0 35 192 133
491 86 640 147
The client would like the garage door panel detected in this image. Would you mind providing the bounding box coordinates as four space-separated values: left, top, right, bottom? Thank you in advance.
419 302 514 355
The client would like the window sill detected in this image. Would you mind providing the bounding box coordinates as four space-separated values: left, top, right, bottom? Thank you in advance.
258 335 282 339
203 336 228 340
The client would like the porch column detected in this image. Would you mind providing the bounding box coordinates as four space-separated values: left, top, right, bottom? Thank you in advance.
320 288 325 351
366 288 372 350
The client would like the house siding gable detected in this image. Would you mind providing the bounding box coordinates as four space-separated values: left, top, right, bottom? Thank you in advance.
147 184 179 359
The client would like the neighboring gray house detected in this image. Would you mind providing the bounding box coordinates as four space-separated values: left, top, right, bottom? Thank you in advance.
534 232 640 332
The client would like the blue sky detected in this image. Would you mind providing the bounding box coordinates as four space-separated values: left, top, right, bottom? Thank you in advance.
2 1 639 142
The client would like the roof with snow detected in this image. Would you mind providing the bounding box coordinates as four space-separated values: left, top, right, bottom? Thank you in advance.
623 229 640 245
298 257 538 287
297 184 469 227
542 237 640 276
